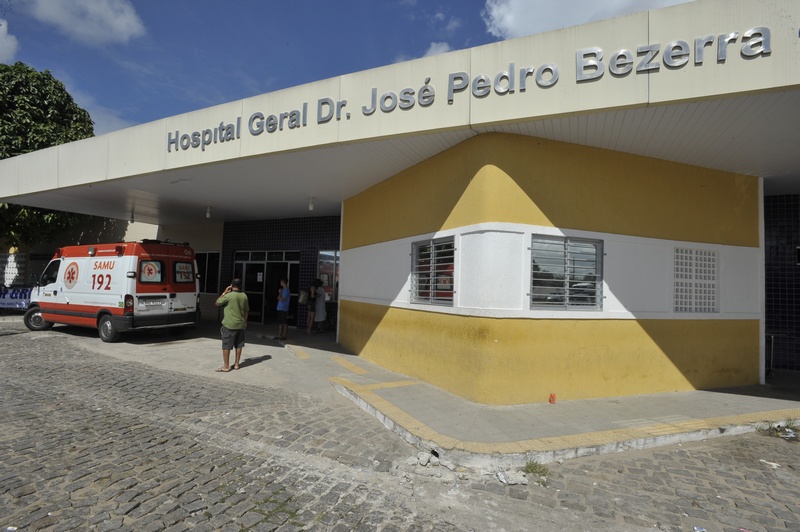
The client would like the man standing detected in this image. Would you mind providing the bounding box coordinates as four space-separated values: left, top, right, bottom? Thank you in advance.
276 277 290 341
215 278 249 372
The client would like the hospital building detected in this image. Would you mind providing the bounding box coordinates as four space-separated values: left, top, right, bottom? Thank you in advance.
2 0 799 404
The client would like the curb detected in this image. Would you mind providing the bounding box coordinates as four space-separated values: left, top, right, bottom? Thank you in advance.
331 375 800 471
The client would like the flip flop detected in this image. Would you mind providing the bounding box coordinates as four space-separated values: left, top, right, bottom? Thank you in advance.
215 367 230 372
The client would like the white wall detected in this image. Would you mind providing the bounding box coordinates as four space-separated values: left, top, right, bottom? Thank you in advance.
340 221 761 321
157 222 223 252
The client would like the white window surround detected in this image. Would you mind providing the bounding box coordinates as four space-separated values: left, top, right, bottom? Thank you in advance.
339 222 760 321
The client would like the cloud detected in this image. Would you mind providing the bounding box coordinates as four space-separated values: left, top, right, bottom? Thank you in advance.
26 0 145 47
87 104 136 135
0 18 20 62
428 10 461 36
423 42 452 57
481 0 693 40
394 42 452 63
445 17 462 34
56 74 136 134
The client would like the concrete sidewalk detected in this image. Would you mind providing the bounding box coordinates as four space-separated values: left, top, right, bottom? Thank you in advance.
283 325 800 468
3 315 800 469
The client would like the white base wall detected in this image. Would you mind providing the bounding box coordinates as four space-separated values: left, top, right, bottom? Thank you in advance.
341 222 761 321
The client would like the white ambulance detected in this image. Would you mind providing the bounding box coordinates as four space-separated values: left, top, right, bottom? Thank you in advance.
24 240 200 342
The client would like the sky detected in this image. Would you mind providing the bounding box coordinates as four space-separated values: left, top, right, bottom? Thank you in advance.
0 0 691 135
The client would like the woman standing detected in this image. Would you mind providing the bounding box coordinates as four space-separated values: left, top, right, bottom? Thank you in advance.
275 278 290 341
313 279 327 333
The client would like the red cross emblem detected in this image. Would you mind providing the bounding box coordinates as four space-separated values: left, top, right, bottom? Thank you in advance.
64 262 79 289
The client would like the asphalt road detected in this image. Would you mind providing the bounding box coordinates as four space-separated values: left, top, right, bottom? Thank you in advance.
1 320 799 531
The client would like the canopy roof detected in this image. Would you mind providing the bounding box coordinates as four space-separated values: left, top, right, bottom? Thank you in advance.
2 0 798 225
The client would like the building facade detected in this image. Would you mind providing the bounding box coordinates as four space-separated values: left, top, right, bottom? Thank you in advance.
2 0 799 403
339 133 761 403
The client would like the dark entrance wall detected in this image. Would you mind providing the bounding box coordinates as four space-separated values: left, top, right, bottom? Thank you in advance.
221 216 341 329
765 195 800 371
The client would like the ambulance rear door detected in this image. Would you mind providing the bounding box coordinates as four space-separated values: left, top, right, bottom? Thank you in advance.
169 256 198 322
134 256 172 323
134 247 198 325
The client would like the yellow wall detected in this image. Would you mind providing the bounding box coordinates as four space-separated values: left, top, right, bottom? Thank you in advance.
341 300 760 404
340 133 761 404
343 133 759 250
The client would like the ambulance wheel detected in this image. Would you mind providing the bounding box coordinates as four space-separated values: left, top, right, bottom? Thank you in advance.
23 307 53 331
98 315 121 343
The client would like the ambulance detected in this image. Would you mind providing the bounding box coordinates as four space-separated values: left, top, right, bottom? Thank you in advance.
23 240 200 342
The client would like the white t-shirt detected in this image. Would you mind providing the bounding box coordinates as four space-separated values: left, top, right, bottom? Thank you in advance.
314 287 327 321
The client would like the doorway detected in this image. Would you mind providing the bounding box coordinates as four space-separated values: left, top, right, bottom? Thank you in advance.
232 250 300 325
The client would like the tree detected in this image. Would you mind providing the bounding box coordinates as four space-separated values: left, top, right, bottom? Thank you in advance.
0 61 95 248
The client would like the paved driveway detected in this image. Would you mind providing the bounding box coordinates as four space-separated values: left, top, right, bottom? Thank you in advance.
1 320 799 531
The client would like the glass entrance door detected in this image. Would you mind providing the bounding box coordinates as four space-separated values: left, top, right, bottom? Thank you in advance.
264 261 300 326
243 262 265 323
232 251 299 325
232 261 265 323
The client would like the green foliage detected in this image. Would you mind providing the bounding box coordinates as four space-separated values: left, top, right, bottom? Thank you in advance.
0 61 94 158
759 419 799 442
0 203 89 250
0 61 95 248
522 459 549 482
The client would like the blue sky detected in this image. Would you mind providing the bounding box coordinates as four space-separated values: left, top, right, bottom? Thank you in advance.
0 0 690 135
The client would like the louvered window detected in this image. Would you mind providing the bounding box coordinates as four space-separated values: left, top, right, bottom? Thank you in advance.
530 236 602 309
411 237 455 306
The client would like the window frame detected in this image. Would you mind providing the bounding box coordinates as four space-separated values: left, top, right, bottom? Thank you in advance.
195 252 221 294
411 236 455 306
138 260 165 284
530 235 603 310
317 250 340 302
173 261 195 284
40 259 61 286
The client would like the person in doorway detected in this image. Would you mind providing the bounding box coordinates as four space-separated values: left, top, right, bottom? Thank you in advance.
305 282 317 335
215 278 249 372
313 279 327 333
276 277 290 341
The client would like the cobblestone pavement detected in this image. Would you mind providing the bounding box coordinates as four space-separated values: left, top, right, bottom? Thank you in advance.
1 323 799 531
